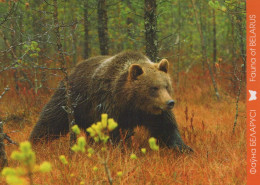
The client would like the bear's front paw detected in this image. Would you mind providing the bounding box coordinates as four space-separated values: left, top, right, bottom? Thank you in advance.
175 144 193 154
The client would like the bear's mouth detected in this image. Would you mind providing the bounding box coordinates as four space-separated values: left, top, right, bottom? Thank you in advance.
152 106 163 114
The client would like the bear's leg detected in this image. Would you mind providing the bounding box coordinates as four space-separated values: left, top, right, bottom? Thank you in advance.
144 111 193 153
29 83 69 144
109 127 134 145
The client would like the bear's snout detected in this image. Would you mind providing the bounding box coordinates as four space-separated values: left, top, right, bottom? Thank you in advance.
166 100 175 109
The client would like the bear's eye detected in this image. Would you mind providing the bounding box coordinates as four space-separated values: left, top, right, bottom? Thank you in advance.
150 87 159 91
149 87 159 97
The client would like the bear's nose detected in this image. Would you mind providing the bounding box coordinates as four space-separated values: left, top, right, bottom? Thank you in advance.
166 100 175 109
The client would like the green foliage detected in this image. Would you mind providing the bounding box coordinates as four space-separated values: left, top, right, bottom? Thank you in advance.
11 141 36 167
141 148 147 154
68 114 165 183
59 155 68 165
70 114 118 156
1 167 26 185
72 124 80 135
39 161 52 173
1 141 52 185
18 41 41 67
130 153 138 160
0 0 246 78
72 114 118 155
66 114 168 184
225 0 246 12
71 136 87 153
92 166 98 172
69 114 118 183
86 114 118 143
87 147 95 157
117 171 123 177
107 119 118 131
14 40 43 94
209 1 227 11
149 137 159 151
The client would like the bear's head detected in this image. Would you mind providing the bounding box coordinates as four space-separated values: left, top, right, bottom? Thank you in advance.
127 59 174 115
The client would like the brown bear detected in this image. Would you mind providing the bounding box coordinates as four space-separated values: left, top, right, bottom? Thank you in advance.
29 51 192 153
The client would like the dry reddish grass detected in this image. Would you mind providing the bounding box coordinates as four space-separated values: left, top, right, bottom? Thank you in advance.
0 65 246 185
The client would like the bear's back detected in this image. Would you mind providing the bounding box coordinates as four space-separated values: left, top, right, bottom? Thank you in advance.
92 51 151 79
70 51 150 82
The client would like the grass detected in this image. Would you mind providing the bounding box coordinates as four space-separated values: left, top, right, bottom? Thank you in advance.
0 64 246 185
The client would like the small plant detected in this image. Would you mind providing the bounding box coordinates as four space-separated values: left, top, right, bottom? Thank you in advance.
17 41 42 94
130 153 138 160
71 136 87 153
141 148 147 154
86 114 118 143
59 155 68 165
1 141 51 185
60 115 161 184
71 114 118 185
149 137 159 151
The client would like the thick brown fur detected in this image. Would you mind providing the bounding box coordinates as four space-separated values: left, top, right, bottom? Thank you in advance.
29 51 192 153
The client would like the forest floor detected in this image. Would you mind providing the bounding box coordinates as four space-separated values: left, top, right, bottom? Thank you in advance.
0 64 246 185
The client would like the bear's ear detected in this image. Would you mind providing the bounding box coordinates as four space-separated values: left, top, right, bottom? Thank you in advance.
129 64 144 80
158 59 169 73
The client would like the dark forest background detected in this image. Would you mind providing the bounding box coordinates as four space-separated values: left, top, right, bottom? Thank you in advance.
0 0 246 90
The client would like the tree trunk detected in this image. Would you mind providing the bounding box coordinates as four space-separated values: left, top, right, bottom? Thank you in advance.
198 0 205 71
18 9 23 57
177 0 181 86
63 2 68 54
84 0 90 59
144 0 158 62
97 0 109 55
191 0 220 100
71 25 77 65
236 14 246 77
31 0 46 47
126 0 134 39
0 87 9 170
70 4 78 65
10 4 16 57
0 121 8 170
52 0 76 155
212 2 217 73
231 16 236 67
